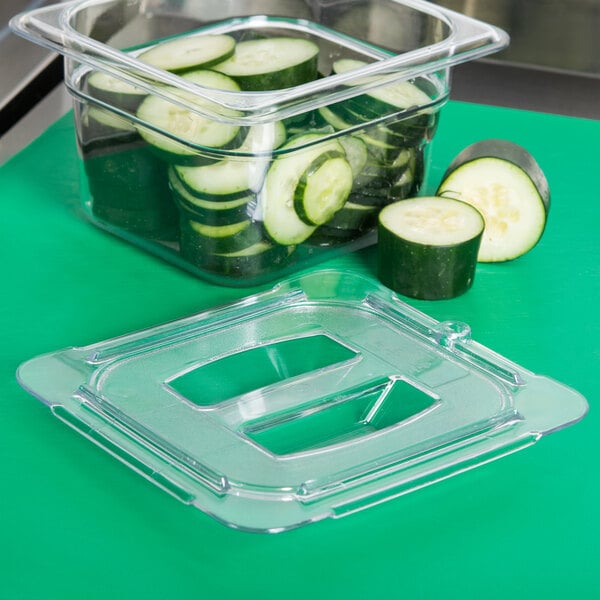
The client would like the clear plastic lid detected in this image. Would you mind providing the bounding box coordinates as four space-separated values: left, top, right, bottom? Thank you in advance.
17 271 588 532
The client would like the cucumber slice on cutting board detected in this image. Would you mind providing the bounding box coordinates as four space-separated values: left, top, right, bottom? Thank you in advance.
378 196 485 300
437 139 550 263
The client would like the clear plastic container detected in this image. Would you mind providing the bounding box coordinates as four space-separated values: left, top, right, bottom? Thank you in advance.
11 0 508 286
17 271 588 532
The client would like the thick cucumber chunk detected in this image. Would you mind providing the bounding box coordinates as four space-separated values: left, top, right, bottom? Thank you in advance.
262 134 349 245
437 140 550 262
378 196 485 300
135 70 242 163
137 34 236 72
213 37 319 90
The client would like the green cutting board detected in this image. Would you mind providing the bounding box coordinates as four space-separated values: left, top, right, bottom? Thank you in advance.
1 101 598 599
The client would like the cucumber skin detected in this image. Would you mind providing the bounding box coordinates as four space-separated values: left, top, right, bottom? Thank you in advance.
139 128 247 167
179 215 295 277
84 144 179 240
179 216 264 258
217 56 318 91
377 224 482 300
200 244 296 279
170 188 255 226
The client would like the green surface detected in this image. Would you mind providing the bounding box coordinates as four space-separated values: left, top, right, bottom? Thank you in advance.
1 101 598 598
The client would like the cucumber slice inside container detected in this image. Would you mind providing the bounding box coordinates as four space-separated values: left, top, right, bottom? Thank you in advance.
213 37 319 90
210 241 296 279
168 167 255 225
332 58 432 111
87 71 147 112
135 70 243 164
262 133 350 245
378 196 485 300
173 120 287 199
137 34 236 73
180 217 263 259
437 139 550 263
293 152 354 226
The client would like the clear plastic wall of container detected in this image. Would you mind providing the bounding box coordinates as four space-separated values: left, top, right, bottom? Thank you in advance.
11 0 509 286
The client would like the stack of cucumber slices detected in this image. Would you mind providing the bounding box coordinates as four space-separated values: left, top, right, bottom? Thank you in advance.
79 30 439 280
377 139 550 300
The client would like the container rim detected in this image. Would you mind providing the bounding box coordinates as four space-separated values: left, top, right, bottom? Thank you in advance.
10 0 508 121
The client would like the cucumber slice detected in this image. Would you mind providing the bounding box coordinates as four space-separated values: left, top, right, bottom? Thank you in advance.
389 167 417 200
137 34 236 73
80 105 141 154
87 71 147 112
360 141 421 196
175 158 264 200
338 135 368 177
294 153 354 226
317 106 354 131
135 70 242 164
310 201 378 246
168 167 254 225
378 196 485 300
173 121 286 199
437 139 550 262
213 37 319 90
262 134 349 245
332 59 436 143
236 120 288 153
86 106 138 134
332 59 432 112
209 241 296 279
325 201 378 230
180 216 263 257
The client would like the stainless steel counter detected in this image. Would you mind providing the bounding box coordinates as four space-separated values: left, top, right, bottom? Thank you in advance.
0 84 70 165
0 1 64 138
